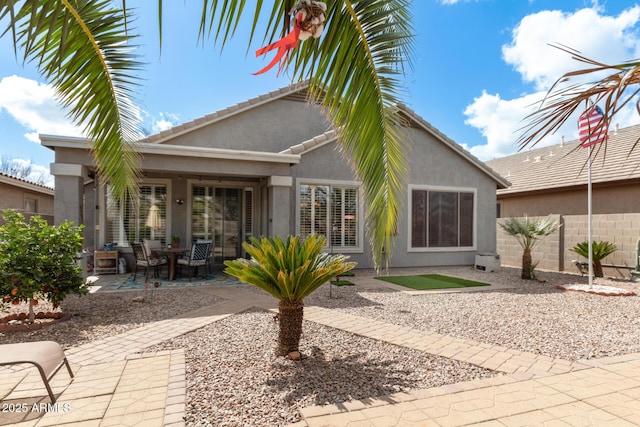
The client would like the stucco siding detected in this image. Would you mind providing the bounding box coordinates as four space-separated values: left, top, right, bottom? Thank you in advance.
164 99 330 153
499 183 640 218
289 125 500 269
0 182 54 224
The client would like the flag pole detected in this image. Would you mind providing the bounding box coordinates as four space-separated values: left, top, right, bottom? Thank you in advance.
587 144 593 288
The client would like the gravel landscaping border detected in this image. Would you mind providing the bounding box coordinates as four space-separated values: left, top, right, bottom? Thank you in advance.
2 266 639 426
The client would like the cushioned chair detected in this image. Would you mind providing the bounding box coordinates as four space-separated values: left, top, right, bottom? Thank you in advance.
131 242 168 281
177 241 212 281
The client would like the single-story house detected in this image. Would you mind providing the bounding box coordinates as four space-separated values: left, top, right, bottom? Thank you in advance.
0 172 54 224
486 124 640 273
42 81 509 271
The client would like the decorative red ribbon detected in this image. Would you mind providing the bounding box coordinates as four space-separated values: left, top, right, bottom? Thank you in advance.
254 14 303 76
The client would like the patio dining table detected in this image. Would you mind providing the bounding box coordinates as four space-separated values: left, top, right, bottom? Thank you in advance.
155 247 189 280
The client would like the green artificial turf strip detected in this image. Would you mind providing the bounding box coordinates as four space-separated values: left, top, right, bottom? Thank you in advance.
374 274 489 290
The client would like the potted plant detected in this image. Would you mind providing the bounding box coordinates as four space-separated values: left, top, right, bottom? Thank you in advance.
171 235 180 248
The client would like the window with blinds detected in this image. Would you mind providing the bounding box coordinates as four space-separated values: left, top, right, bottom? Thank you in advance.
411 188 474 249
299 184 359 249
106 184 167 247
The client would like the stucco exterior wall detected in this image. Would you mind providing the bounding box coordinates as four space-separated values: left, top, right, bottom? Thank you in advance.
168 99 331 153
0 180 54 224
290 126 501 269
498 183 640 218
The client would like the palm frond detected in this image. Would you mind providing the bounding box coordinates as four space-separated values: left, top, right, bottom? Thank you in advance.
499 216 559 251
570 240 617 261
199 1 414 270
224 234 356 302
0 0 144 201
517 44 640 152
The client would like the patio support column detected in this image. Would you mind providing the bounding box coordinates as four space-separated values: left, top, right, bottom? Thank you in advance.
267 175 293 238
50 163 87 226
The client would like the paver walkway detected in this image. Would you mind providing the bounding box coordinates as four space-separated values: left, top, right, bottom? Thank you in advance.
1 281 640 426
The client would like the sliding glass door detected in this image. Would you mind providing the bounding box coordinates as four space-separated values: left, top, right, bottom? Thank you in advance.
192 186 246 264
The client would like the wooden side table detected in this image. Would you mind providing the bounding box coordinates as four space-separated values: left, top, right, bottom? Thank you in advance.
94 250 119 275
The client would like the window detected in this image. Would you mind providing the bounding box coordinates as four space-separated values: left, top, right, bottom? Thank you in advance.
410 187 475 249
299 183 360 251
24 198 37 213
106 183 168 247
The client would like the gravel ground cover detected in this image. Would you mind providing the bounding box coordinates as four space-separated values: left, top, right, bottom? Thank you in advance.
306 266 640 361
0 288 220 347
2 266 640 426
147 308 498 427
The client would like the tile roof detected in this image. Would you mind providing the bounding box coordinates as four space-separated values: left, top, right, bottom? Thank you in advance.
0 171 54 193
486 124 640 195
279 130 338 155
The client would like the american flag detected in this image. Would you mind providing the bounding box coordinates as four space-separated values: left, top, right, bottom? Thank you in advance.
578 105 608 148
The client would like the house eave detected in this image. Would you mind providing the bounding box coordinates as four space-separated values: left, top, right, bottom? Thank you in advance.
40 134 301 164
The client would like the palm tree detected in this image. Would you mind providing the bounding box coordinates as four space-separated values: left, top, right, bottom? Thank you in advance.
0 1 414 269
517 44 638 151
224 234 355 356
570 240 617 278
499 216 559 280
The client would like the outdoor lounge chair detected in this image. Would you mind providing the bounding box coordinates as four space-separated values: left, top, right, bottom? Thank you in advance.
0 341 74 403
177 241 212 281
131 242 168 281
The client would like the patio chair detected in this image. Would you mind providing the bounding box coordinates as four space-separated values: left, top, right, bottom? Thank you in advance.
131 242 168 281
177 241 212 281
196 239 214 274
0 341 74 403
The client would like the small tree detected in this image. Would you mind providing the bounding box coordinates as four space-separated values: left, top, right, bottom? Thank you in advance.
224 235 356 356
499 216 559 280
571 241 617 278
0 210 88 323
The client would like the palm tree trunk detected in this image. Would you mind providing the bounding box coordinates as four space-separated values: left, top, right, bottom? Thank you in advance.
593 260 604 278
522 248 532 280
277 300 304 356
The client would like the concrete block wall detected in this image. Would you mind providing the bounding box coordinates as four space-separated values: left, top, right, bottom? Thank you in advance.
562 213 640 271
496 215 562 272
496 213 640 273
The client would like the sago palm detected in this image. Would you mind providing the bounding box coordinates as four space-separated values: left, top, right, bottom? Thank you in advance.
0 0 414 269
570 241 617 278
499 216 559 280
224 234 355 356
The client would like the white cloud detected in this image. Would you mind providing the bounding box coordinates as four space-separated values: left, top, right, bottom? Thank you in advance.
502 6 640 90
152 113 180 133
465 6 640 159
0 75 83 143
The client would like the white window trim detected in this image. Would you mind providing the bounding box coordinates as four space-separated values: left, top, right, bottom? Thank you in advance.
296 179 364 253
407 184 477 253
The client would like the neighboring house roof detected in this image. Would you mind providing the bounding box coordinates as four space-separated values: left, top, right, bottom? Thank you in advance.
0 172 54 195
486 124 640 196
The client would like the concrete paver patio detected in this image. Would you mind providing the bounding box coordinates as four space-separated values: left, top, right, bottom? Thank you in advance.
1 275 639 426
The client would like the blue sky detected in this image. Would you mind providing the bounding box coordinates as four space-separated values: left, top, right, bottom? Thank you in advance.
2 1 640 187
